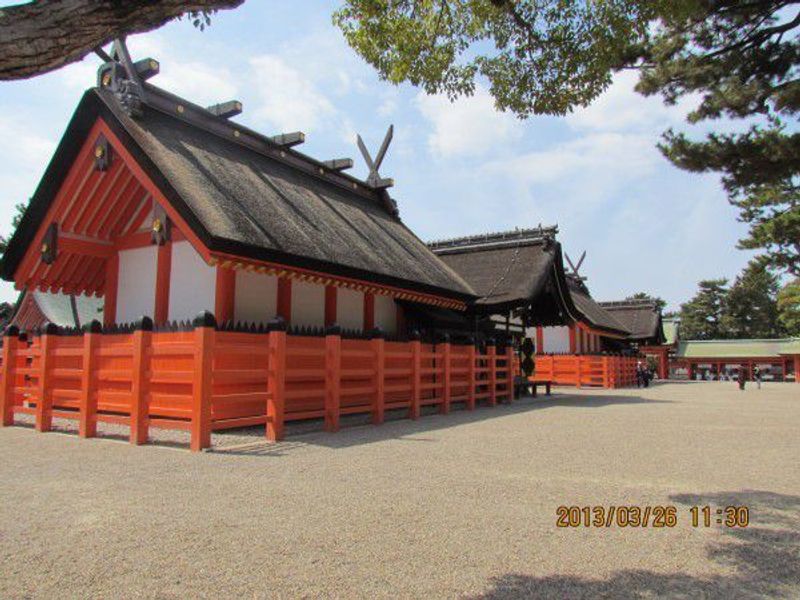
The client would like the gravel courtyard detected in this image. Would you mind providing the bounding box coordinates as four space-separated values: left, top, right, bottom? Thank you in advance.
0 382 798 599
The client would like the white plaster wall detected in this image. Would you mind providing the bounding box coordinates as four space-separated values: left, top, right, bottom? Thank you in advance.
234 270 278 325
374 294 397 334
335 288 363 330
116 245 157 324
291 280 325 327
168 241 216 322
542 326 570 354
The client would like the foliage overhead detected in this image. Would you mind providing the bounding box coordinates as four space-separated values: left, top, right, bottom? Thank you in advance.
335 1 800 275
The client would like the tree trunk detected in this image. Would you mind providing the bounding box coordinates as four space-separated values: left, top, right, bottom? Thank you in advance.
0 0 245 80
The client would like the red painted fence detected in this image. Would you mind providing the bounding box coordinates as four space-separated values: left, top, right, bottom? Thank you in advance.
533 354 639 388
0 317 514 451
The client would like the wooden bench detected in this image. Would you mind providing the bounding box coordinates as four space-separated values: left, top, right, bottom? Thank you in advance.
514 376 552 398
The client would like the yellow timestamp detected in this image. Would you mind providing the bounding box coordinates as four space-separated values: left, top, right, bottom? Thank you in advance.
556 505 750 528
690 505 749 528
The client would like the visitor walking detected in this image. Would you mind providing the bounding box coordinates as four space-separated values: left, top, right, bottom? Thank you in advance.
753 365 762 389
737 365 747 391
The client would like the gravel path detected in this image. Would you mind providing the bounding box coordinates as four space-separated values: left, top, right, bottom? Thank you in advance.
1 382 798 599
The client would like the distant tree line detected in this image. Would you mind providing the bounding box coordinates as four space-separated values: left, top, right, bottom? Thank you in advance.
677 259 799 340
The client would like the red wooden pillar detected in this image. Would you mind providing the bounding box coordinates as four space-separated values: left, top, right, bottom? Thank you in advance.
467 343 476 410
535 326 544 355
569 324 577 354
79 321 100 438
371 331 385 424
103 253 119 327
363 292 375 331
794 355 800 383
409 336 421 419
660 350 668 380
325 326 341 432
35 325 56 432
277 278 292 324
441 338 451 414
487 343 497 406
0 327 20 427
154 242 172 324
191 312 215 452
130 317 152 445
324 285 337 328
266 325 287 442
214 267 236 325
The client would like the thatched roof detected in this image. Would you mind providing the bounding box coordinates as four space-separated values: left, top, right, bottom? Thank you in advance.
428 228 559 310
1 85 474 303
598 299 665 344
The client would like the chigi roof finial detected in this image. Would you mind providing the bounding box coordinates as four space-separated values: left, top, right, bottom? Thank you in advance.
357 125 394 189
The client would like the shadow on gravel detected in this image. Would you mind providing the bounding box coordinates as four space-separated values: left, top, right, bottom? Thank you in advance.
212 393 670 453
471 489 800 599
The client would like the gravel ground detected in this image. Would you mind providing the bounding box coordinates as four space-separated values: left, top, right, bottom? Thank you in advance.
1 381 798 599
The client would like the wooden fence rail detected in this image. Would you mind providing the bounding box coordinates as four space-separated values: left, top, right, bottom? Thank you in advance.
533 354 639 388
0 314 515 451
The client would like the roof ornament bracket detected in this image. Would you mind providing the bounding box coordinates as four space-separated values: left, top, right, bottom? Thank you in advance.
270 132 305 148
322 158 354 172
95 37 159 118
206 100 243 119
357 125 394 189
565 250 587 281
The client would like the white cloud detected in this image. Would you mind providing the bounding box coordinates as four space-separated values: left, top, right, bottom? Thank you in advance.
155 61 238 108
415 86 521 158
484 132 657 187
567 70 698 132
248 54 336 133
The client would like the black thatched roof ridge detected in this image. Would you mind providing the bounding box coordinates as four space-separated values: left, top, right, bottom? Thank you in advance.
598 299 665 343
428 226 559 254
1 85 475 302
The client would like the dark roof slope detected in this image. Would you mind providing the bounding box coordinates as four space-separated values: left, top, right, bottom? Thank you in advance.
598 299 665 343
566 278 630 336
429 228 559 309
2 86 474 301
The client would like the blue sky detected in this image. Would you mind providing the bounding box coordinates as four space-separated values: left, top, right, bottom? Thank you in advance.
0 1 758 311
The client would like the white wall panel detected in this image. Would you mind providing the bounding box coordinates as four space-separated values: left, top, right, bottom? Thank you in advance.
337 288 364 330
234 270 278 325
116 245 157 324
168 241 216 322
542 325 570 354
291 280 325 328
374 294 397 334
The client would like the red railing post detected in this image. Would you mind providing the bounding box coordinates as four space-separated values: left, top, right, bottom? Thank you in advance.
370 329 385 425
576 355 583 389
1 326 20 427
409 333 421 419
506 345 514 402
191 311 216 452
130 316 152 445
602 356 610 388
441 335 451 414
467 342 476 410
488 341 497 406
35 323 58 432
266 319 287 442
325 325 341 432
79 320 101 438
